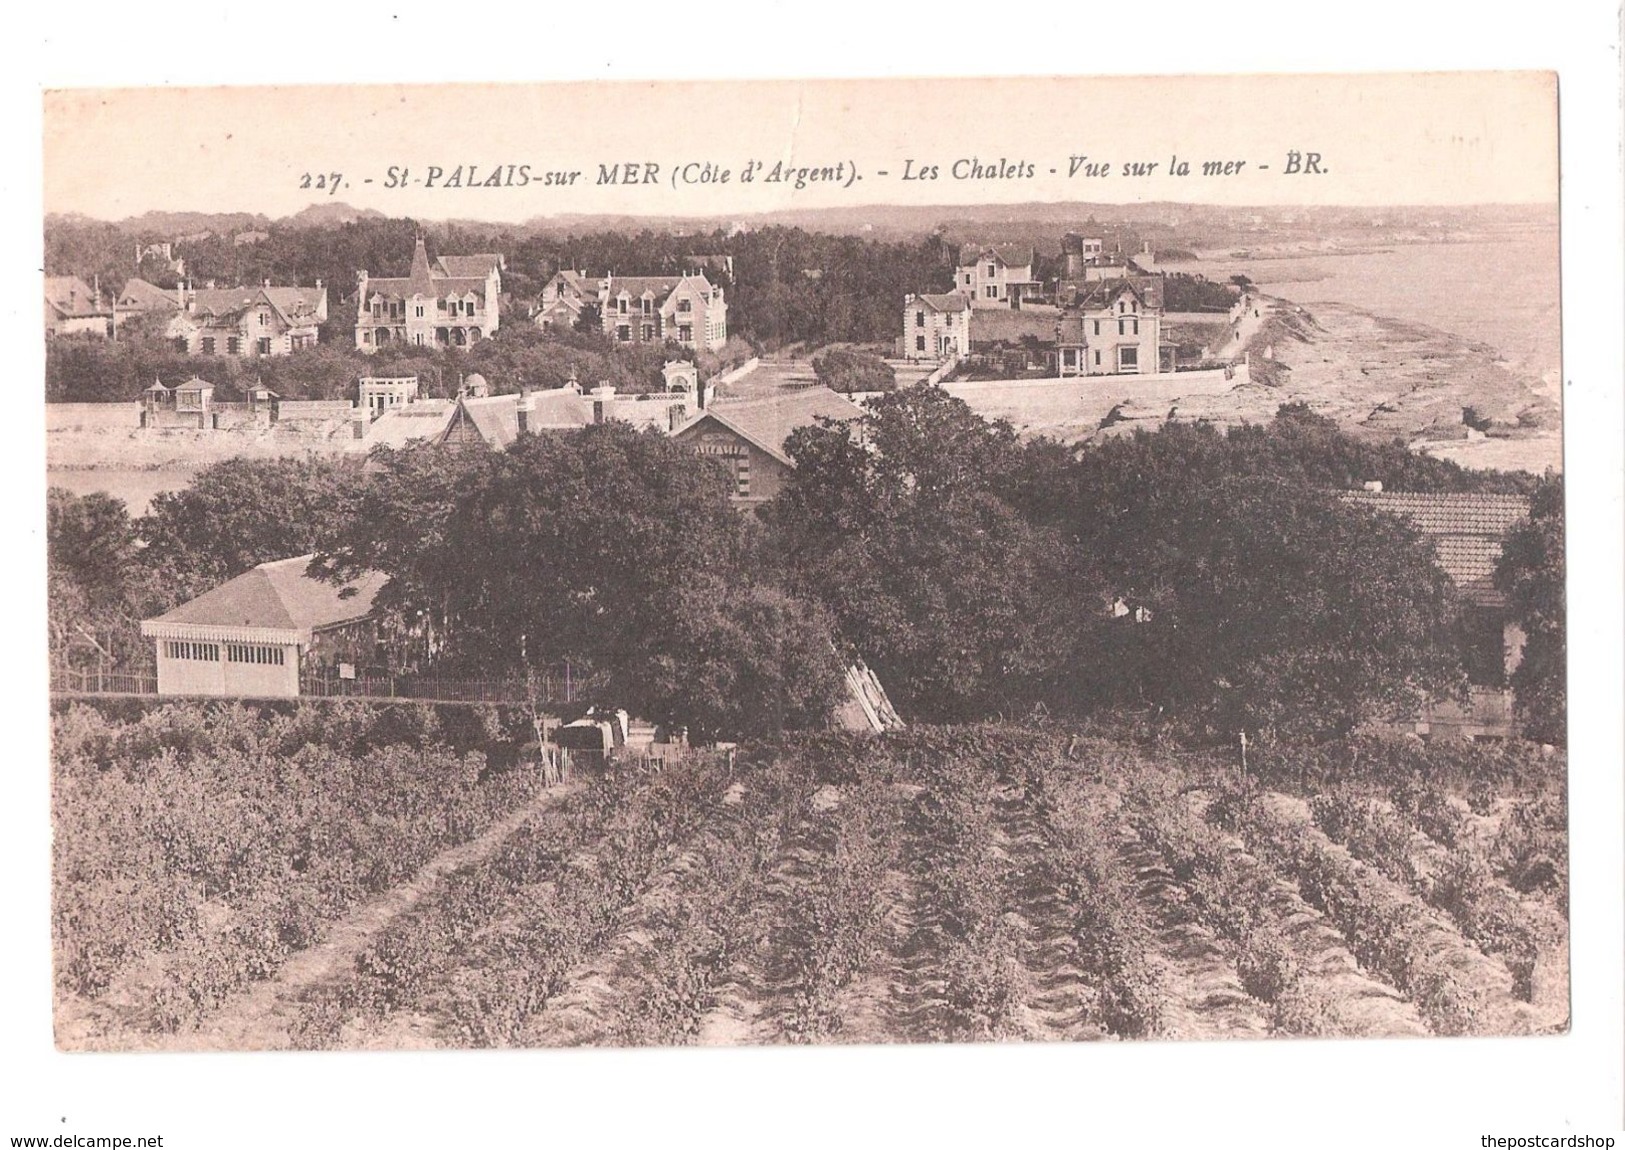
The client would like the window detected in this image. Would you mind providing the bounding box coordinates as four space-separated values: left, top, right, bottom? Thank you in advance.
1093 320 1100 336
165 640 220 661
1118 320 1126 336
963 274 972 286
678 324 693 343
361 331 371 345
227 644 286 665
734 455 750 498
1094 350 1101 366
415 305 425 318
641 323 655 341
617 297 629 315
257 337 272 355
259 310 270 327
946 313 955 327
986 263 997 277
226 336 241 355
174 337 189 353
199 337 215 354
915 334 926 352
915 311 926 327
617 324 631 342
414 333 424 346
1119 346 1138 371
985 286 998 298
676 298 692 314
1131 318 1139 335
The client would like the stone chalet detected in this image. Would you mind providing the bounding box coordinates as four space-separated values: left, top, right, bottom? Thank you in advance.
114 277 184 329
601 273 728 352
956 243 1040 310
44 275 112 338
141 555 387 698
355 239 503 352
1056 277 1168 376
1342 489 1533 740
534 270 604 333
903 292 973 363
167 281 329 356
670 388 865 509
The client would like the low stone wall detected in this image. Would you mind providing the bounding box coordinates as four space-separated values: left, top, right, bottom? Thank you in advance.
277 400 356 421
46 402 142 431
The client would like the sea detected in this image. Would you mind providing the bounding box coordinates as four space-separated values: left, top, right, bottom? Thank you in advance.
1161 232 1562 397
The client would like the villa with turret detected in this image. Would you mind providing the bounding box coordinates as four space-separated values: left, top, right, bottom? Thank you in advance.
354 239 504 352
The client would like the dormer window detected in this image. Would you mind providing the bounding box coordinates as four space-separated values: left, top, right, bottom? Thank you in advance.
677 298 692 314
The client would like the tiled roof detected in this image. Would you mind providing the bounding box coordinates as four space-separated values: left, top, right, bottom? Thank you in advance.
117 277 181 311
916 292 971 313
554 270 604 301
1065 276 1165 312
434 253 503 278
963 243 1035 270
186 285 326 325
350 400 456 453
363 240 493 303
605 275 684 300
148 555 385 634
44 275 110 317
438 389 679 449
972 310 1061 345
686 388 865 466
1341 491 1531 607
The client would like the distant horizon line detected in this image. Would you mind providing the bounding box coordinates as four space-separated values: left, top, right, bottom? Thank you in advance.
44 198 1559 230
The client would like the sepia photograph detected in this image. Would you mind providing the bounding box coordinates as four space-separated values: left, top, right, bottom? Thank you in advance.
11 11 1624 1147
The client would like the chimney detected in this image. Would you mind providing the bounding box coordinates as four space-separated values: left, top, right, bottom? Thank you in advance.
517 385 535 434
263 278 271 289
1063 232 1085 279
591 384 615 424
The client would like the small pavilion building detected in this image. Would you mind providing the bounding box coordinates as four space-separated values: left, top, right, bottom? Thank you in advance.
140 555 387 697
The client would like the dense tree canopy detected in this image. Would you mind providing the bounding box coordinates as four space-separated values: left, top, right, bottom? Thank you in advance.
46 372 1560 746
768 387 1077 722
1066 476 1465 738
1495 472 1565 744
321 425 845 738
140 456 359 599
811 347 897 394
769 391 1487 735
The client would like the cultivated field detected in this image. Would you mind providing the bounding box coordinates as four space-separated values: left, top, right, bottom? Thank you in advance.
52 705 1568 1050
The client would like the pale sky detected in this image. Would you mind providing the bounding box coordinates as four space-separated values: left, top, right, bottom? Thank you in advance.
44 72 1557 222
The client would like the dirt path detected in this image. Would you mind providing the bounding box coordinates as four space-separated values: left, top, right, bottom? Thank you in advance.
151 782 582 1052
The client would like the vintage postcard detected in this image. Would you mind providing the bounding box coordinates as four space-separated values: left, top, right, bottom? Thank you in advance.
40 72 1568 1059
